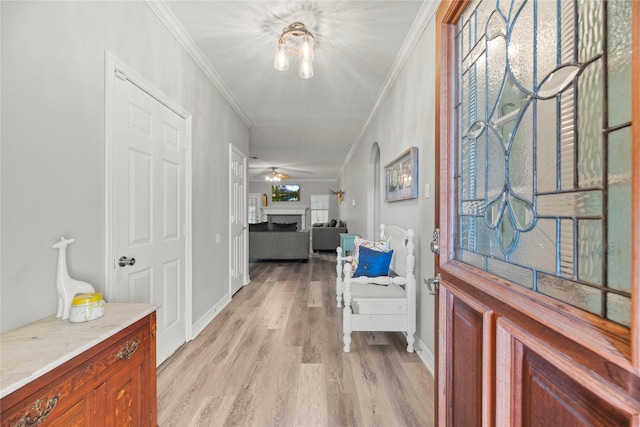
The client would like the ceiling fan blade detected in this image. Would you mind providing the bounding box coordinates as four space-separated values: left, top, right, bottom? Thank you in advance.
277 173 290 179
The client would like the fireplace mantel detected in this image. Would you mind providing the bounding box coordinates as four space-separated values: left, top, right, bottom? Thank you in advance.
262 206 309 230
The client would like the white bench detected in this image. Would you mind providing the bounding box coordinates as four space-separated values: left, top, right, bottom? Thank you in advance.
336 224 416 353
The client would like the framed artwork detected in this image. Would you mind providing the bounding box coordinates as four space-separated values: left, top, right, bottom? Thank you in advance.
384 147 418 202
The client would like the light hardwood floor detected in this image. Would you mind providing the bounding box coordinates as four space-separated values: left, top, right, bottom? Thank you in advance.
157 252 435 426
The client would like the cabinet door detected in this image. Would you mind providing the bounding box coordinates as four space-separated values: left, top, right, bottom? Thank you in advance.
439 285 494 426
104 355 145 427
48 398 91 427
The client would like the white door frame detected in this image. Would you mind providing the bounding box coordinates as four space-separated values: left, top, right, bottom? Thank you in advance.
104 51 193 339
229 144 249 293
367 142 381 240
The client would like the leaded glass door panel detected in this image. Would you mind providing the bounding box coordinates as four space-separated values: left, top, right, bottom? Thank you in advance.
454 0 632 326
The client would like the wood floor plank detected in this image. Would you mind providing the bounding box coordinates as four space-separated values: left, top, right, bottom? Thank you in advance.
257 344 302 427
308 280 323 307
301 307 326 363
324 327 358 395
347 333 399 427
327 392 365 427
294 363 329 427
187 394 235 427
224 327 284 426
158 253 435 427
266 292 294 330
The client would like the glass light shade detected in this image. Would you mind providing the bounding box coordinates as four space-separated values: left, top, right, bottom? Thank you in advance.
299 34 314 61
274 43 289 71
299 54 313 79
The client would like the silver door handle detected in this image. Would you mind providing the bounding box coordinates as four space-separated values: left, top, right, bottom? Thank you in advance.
118 256 136 267
424 273 441 295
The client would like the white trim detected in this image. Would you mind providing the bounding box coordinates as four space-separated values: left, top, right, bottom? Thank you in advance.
415 335 435 375
104 50 194 339
185 118 193 340
367 142 380 241
339 0 439 178
262 207 309 216
248 178 338 183
145 0 252 128
191 294 232 339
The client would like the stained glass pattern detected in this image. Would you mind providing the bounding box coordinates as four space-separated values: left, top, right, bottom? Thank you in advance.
454 0 632 326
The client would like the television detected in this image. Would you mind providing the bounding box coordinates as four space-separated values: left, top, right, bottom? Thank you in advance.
272 184 300 202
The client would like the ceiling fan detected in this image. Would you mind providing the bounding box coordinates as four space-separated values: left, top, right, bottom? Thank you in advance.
264 167 289 182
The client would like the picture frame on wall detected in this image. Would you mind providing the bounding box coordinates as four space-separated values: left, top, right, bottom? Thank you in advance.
384 147 419 202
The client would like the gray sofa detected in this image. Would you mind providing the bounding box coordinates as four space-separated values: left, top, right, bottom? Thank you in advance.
249 223 310 261
312 226 348 251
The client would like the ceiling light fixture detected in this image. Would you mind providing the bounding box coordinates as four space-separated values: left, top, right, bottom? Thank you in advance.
274 22 315 79
265 167 288 182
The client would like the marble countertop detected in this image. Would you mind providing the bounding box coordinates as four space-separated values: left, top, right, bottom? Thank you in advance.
0 303 156 399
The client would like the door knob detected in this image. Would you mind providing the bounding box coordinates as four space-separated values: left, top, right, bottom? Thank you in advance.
118 256 136 267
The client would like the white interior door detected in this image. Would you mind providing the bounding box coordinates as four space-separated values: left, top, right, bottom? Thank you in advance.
230 145 247 296
114 75 187 365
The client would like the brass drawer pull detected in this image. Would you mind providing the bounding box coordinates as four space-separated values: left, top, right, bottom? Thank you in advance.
116 340 139 360
12 395 59 427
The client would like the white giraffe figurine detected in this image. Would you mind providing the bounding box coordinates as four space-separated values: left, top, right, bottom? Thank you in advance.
53 237 95 319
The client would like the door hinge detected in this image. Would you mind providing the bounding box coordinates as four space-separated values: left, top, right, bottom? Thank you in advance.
424 273 441 295
115 69 127 81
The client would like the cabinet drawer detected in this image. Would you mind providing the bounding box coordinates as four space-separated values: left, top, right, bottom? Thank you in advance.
1 322 149 427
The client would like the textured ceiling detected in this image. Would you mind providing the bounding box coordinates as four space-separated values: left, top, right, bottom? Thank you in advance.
164 1 431 180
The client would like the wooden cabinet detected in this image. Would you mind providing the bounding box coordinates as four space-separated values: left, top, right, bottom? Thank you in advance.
437 274 640 426
1 311 156 427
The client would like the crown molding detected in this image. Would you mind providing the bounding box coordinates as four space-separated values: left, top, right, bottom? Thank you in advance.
145 0 252 128
339 0 439 178
249 178 338 183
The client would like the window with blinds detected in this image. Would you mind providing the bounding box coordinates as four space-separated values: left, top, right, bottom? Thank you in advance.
310 194 329 224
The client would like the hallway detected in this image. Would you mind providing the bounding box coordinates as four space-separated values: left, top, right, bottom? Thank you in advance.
157 252 434 426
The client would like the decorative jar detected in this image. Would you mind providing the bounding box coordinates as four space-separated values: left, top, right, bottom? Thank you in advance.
69 293 105 323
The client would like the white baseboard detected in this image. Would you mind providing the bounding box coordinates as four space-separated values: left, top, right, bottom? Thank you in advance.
415 336 435 375
190 293 231 339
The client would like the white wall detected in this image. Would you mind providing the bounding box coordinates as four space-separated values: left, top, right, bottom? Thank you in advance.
338 18 437 369
1 1 249 333
248 180 341 228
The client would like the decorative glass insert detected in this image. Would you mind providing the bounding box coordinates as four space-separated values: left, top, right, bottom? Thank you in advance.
454 0 632 326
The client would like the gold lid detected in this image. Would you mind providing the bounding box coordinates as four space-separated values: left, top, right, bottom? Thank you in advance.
72 292 102 306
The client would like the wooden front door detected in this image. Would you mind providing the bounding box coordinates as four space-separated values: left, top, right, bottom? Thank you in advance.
435 1 639 425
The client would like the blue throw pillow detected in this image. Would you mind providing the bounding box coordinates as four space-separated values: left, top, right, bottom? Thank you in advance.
353 246 394 278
